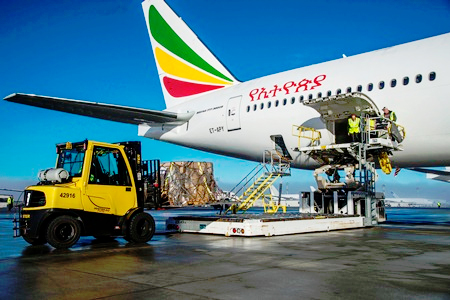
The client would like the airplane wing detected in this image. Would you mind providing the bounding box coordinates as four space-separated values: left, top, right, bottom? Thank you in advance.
4 93 194 125
409 167 450 183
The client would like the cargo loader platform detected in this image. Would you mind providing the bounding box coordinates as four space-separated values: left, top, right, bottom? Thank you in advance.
167 213 365 237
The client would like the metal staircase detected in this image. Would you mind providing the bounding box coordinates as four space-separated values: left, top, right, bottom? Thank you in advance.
225 150 291 214
226 172 280 213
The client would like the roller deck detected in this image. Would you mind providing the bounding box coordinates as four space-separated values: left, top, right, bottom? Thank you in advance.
168 213 365 237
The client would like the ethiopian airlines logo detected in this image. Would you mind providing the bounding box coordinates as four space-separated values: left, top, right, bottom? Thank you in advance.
249 74 327 101
149 6 234 98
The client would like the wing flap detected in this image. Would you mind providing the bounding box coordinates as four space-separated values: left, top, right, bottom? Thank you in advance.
409 167 450 183
4 93 193 125
409 167 450 176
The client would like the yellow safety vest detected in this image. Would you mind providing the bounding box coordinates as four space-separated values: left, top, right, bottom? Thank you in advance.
390 111 397 122
365 119 376 131
385 111 397 122
348 117 360 134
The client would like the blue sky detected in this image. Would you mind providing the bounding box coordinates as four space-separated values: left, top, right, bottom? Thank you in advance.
1 0 450 201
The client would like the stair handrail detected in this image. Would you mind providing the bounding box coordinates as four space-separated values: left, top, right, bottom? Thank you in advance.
236 173 275 211
228 163 265 197
263 150 291 175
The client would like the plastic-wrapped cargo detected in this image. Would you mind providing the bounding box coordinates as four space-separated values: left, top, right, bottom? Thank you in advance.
160 162 220 206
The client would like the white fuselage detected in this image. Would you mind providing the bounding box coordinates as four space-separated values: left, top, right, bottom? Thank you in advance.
140 33 450 169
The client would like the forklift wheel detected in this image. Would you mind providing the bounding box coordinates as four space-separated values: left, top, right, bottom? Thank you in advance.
128 212 155 243
22 234 47 246
46 215 81 249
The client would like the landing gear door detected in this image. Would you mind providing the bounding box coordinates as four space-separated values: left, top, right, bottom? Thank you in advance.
226 96 242 131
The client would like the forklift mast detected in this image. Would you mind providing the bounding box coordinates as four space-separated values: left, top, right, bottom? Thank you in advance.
116 141 162 209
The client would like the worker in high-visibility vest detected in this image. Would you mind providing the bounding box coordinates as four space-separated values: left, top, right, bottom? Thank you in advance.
348 114 360 142
7 196 13 211
382 107 398 140
383 107 397 122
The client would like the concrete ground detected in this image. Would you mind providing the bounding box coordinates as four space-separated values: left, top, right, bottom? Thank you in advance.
1 221 450 300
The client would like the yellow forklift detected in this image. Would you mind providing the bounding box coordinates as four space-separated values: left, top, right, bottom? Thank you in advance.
13 140 162 249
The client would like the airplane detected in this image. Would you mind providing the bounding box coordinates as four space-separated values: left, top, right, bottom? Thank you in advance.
4 0 450 173
384 192 436 208
409 167 450 183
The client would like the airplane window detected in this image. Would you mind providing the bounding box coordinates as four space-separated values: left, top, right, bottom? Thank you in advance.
268 101 271 108
253 104 257 111
367 83 373 91
336 89 341 95
308 94 313 100
283 99 287 105
275 100 279 107
247 106 250 112
317 92 322 98
379 81 385 89
299 95 304 103
346 87 352 93
260 103 264 110
327 90 332 96
391 79 397 87
416 74 422 83
403 77 409 85
357 85 362 92
429 72 436 81
291 97 295 104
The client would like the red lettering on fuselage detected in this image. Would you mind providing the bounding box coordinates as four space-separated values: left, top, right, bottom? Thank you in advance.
248 74 327 101
282 81 296 94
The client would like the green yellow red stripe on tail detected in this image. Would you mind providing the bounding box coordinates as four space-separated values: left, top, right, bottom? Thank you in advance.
142 0 238 108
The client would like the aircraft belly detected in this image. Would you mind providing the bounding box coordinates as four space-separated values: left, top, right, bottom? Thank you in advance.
392 135 450 167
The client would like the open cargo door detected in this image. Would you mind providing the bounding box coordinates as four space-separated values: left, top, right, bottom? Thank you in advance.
303 92 381 143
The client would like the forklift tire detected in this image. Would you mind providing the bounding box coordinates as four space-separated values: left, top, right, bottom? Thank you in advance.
22 234 47 246
46 215 81 249
128 212 155 243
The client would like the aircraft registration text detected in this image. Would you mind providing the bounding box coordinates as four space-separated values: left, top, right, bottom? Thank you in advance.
209 126 224 134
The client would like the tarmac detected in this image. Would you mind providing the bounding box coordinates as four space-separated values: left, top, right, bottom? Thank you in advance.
1 208 450 299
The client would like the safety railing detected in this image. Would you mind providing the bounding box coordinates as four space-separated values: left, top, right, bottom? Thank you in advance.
263 150 291 176
362 116 406 143
292 125 321 149
228 163 266 199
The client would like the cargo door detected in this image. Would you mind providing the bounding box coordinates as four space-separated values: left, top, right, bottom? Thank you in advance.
303 92 381 143
226 96 242 131
303 92 380 121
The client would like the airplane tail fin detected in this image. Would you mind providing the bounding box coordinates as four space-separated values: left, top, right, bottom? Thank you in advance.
142 0 239 108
